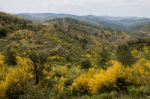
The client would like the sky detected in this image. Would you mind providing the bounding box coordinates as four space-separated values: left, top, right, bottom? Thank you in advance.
0 0 150 17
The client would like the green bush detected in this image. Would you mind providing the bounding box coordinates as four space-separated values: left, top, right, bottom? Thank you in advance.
117 45 137 66
128 86 150 97
81 59 92 70
76 91 117 99
0 27 10 38
20 83 48 99
4 48 17 66
97 48 111 68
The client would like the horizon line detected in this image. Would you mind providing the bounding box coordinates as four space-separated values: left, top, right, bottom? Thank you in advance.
1 10 150 18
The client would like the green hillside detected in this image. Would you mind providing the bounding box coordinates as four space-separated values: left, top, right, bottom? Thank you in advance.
127 22 150 37
17 13 150 36
0 12 43 38
0 13 130 64
0 12 150 99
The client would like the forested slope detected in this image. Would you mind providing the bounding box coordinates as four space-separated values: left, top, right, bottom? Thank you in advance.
0 12 150 99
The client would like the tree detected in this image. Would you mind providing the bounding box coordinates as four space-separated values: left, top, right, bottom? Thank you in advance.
28 51 48 85
97 48 111 68
4 48 17 65
117 45 136 66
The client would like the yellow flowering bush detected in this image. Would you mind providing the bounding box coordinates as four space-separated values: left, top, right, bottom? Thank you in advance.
52 66 68 77
72 58 150 95
0 81 7 99
0 52 150 98
16 56 32 67
132 46 150 60
0 54 7 82
0 54 7 98
53 66 82 93
71 71 93 95
56 76 65 92
0 54 4 66
72 61 125 95
0 57 33 98
90 61 125 93
45 66 69 93
126 59 150 85
48 56 65 62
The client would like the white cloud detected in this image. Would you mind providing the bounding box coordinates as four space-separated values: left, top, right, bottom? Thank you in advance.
0 0 150 17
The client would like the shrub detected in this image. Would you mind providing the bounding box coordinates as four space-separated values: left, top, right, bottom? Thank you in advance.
4 48 17 66
126 59 150 85
81 59 92 70
0 54 7 81
116 77 128 92
0 57 33 99
65 66 82 87
72 61 126 95
97 48 111 68
75 91 117 99
127 86 150 97
52 66 68 77
132 46 150 61
117 45 136 66
20 83 48 99
0 54 4 66
0 27 10 38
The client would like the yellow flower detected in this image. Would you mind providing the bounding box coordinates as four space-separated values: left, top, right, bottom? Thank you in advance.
0 54 4 66
72 60 125 94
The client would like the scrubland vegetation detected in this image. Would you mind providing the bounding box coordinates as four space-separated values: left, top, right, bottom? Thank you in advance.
0 12 150 99
0 46 150 99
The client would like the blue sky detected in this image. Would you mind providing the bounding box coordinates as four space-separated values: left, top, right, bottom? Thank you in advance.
0 0 150 17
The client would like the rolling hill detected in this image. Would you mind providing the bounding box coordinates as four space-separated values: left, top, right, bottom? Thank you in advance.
0 11 150 99
0 12 130 63
17 13 150 36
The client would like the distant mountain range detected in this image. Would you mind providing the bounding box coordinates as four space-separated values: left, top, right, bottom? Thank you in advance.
16 13 150 35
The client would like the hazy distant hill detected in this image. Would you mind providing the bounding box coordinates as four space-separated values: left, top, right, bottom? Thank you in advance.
17 13 150 34
127 21 150 37
0 12 32 27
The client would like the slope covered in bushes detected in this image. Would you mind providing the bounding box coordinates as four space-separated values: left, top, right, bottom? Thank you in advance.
0 12 150 99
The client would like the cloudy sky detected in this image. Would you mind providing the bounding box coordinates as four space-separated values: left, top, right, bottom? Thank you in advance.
0 0 150 17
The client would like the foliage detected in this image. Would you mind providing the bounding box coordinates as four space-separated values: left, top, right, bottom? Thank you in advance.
97 48 112 68
72 58 150 96
117 45 137 66
132 46 150 60
0 27 11 38
0 57 33 99
72 61 125 95
128 86 150 97
126 59 150 85
4 48 17 66
0 54 7 81
81 59 92 70
0 11 150 99
0 53 4 66
0 49 150 98
27 51 48 84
